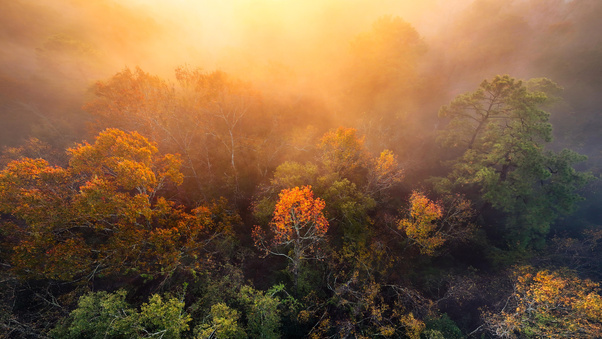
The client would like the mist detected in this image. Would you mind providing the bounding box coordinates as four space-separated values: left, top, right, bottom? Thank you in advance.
1 0 601 161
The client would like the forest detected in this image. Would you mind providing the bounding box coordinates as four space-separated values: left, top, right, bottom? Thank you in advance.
0 0 601 337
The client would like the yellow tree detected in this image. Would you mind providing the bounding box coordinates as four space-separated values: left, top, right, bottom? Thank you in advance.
398 192 445 256
318 127 403 197
0 129 236 281
366 149 404 198
398 191 474 256
253 186 328 290
483 267 602 338
318 127 369 180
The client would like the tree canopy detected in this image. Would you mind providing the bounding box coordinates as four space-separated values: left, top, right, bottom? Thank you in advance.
435 75 592 249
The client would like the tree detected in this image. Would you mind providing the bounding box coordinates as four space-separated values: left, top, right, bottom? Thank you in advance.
366 149 404 198
435 75 591 249
345 16 426 120
322 179 376 244
51 289 191 339
318 127 369 180
317 127 403 199
176 67 259 197
190 280 285 339
341 16 432 161
238 285 282 339
84 67 173 138
398 191 474 256
0 128 237 281
398 192 445 256
254 127 402 246
483 267 602 338
85 66 266 201
195 303 247 339
68 128 183 197
324 247 436 339
253 186 329 291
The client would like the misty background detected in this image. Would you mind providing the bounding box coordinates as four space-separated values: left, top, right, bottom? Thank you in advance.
1 0 601 168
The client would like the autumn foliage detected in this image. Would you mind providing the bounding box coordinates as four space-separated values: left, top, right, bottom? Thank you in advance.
484 267 602 338
318 127 369 179
398 191 445 255
253 186 328 287
0 129 235 281
271 186 328 244
0 2 600 336
397 191 475 256
254 186 328 253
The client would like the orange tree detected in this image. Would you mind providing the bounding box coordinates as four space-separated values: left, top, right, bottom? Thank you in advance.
253 186 328 290
0 128 237 281
255 127 403 245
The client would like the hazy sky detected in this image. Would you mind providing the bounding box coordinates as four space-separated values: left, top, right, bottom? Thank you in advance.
114 0 470 75
2 0 601 152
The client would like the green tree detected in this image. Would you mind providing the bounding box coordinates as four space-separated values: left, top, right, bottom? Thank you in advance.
422 314 464 339
51 290 191 339
195 303 247 339
238 285 282 339
435 75 591 249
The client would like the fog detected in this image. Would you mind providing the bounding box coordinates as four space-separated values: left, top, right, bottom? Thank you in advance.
1 0 601 163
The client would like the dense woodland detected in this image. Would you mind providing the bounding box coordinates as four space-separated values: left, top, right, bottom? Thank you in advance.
1 0 602 338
